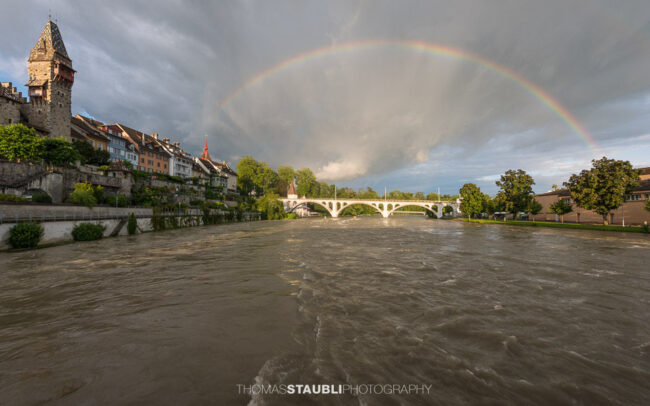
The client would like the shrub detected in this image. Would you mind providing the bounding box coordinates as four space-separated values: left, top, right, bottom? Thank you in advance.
93 185 105 204
8 222 44 249
0 193 28 203
286 213 298 220
41 138 80 166
72 140 110 165
151 206 166 231
0 124 44 162
127 213 137 235
69 183 97 208
106 194 128 207
71 223 105 241
31 192 52 203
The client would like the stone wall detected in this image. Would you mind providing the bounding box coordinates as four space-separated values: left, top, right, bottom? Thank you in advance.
0 97 23 125
0 82 27 125
0 161 134 203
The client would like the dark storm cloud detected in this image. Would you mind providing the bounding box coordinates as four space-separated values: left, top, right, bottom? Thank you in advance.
2 0 650 193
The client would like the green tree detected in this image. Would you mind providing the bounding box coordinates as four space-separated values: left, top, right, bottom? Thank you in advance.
236 155 279 196
564 157 640 224
236 155 263 195
549 199 573 223
106 194 128 207
482 193 496 216
645 199 650 213
277 165 295 185
442 205 453 216
69 183 98 208
358 187 379 199
0 124 44 161
296 168 317 197
459 183 484 220
40 138 80 166
319 182 334 198
127 213 137 235
256 192 286 220
527 199 543 221
72 140 110 165
93 185 105 204
259 166 279 195
495 169 535 218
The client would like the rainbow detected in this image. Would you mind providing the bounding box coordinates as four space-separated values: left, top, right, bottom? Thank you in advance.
217 40 598 151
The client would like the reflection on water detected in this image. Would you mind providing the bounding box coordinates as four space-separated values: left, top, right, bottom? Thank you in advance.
0 217 649 405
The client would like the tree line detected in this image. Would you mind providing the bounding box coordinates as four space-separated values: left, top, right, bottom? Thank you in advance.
236 155 461 217
459 157 643 225
236 155 458 201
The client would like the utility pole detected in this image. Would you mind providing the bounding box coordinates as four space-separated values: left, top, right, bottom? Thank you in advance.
334 185 337 200
438 187 440 202
384 186 387 202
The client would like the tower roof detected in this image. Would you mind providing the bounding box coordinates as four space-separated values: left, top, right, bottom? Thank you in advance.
288 182 297 196
29 19 72 67
201 136 212 160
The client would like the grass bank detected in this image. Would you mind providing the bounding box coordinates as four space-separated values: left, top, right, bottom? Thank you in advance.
457 218 649 234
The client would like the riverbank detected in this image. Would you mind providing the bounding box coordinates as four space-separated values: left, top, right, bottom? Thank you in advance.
0 210 261 251
458 218 649 233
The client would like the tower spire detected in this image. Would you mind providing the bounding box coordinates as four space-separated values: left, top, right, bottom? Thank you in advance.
201 135 211 160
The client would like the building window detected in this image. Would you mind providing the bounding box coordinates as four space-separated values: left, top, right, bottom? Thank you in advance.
164 164 167 169
148 160 153 165
625 194 641 201
141 158 145 163
157 162 160 167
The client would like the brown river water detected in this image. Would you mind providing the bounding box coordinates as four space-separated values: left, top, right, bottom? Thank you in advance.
0 217 649 405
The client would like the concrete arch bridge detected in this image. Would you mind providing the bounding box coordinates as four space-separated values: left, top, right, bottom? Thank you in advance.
281 198 460 218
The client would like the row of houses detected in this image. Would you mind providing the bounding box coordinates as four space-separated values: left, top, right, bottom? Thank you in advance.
70 114 237 193
0 19 237 194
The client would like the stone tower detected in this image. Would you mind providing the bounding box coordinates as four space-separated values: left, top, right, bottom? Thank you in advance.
25 19 75 140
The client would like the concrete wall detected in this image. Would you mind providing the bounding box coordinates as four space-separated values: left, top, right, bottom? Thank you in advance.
0 217 153 250
0 203 261 249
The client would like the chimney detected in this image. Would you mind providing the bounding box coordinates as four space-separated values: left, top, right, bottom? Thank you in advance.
173 142 180 147
151 132 159 140
162 137 170 143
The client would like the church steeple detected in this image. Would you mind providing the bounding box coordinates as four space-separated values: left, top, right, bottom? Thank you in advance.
201 135 212 160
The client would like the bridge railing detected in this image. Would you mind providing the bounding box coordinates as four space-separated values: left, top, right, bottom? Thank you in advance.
281 198 456 204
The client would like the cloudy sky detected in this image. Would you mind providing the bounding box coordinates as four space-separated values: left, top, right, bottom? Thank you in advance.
2 0 650 194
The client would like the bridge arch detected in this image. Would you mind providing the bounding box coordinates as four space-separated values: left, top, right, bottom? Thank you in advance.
337 201 383 217
388 202 438 217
